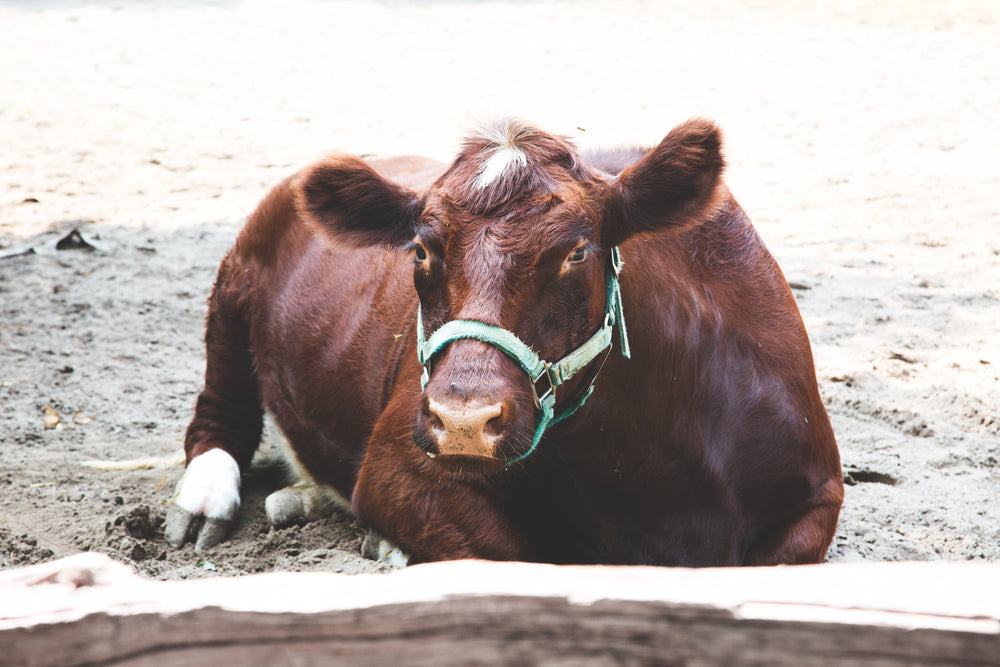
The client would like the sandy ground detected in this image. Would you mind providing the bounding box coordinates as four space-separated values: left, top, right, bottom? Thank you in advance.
1 0 997 578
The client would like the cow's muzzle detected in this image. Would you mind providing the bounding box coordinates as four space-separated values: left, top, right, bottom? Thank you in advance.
422 397 503 457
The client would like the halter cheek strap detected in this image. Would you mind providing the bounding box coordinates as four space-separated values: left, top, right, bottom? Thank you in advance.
416 247 630 466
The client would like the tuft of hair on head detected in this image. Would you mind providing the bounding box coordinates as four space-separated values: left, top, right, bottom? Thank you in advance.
448 118 587 214
471 120 534 189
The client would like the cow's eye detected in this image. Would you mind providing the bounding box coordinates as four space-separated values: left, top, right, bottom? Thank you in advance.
567 246 588 264
407 241 430 263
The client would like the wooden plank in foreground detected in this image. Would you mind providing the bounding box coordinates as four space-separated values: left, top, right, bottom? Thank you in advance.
1 553 998 666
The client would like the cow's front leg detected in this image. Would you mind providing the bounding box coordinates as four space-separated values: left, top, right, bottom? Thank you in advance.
166 264 263 552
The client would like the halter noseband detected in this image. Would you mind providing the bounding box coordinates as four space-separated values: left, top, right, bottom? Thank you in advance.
416 247 630 465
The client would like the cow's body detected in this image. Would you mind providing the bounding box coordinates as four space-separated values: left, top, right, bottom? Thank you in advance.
170 120 843 565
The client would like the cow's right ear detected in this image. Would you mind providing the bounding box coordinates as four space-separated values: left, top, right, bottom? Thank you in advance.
293 156 421 248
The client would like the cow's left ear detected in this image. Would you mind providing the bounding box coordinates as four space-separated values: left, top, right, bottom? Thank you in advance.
293 155 421 248
605 119 726 246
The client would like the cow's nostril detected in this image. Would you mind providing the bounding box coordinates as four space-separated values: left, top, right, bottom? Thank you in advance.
426 410 445 436
483 404 509 438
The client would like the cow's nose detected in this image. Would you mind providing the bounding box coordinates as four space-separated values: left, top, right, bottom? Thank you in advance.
425 398 504 457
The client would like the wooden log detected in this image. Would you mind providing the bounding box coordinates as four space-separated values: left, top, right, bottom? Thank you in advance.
1 553 998 666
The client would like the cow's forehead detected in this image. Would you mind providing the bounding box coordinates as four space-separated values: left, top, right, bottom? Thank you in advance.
434 119 591 217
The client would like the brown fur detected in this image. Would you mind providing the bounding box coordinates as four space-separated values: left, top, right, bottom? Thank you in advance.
185 118 843 565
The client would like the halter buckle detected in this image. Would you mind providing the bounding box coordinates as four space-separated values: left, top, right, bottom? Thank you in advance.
531 365 555 410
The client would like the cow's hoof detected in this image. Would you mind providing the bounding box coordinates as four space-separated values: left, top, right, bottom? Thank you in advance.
361 528 410 568
265 489 306 528
264 483 327 529
194 518 232 553
164 507 194 549
165 448 241 550
164 508 233 552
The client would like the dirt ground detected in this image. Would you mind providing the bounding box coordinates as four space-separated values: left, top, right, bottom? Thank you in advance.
1 0 997 579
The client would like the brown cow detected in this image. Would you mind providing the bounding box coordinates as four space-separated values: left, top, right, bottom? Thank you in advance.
165 119 843 566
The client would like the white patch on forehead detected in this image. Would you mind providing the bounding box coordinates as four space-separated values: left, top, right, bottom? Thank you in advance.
472 124 530 189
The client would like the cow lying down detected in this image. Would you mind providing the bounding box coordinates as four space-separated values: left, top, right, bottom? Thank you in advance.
165 118 843 566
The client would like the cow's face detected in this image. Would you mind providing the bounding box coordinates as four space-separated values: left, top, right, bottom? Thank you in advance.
295 119 725 470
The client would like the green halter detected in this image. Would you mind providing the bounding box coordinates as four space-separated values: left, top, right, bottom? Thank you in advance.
416 247 630 465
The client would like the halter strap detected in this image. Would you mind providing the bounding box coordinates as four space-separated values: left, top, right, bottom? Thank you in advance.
416 247 630 465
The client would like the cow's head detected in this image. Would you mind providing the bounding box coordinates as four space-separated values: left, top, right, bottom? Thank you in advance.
294 119 725 470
